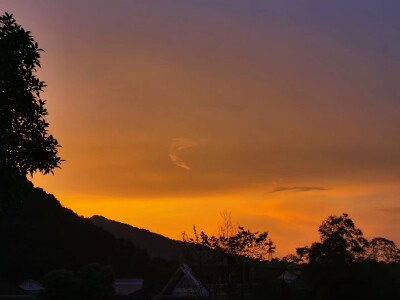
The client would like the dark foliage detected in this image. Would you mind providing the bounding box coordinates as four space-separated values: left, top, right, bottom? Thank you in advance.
296 213 400 264
42 264 115 300
184 225 275 262
364 237 400 263
0 169 150 281
181 214 400 299
42 269 76 300
293 213 400 300
0 13 61 175
182 225 279 299
298 260 400 300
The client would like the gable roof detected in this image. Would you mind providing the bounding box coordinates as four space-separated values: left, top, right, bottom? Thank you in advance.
153 264 210 299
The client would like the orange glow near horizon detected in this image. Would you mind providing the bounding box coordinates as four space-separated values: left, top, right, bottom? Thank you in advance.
31 180 400 257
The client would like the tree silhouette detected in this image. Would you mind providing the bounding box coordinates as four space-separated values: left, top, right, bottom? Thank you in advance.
0 13 61 175
363 237 400 263
297 213 367 264
294 214 400 300
296 213 400 266
184 222 274 262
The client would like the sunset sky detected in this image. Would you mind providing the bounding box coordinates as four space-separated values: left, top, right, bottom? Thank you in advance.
3 0 400 256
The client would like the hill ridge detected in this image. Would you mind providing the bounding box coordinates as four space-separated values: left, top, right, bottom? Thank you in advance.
90 215 185 260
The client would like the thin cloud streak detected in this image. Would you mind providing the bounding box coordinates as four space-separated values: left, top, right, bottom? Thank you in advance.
272 186 327 193
376 207 400 214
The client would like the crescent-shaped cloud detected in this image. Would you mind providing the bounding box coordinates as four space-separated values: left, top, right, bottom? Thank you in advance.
169 138 200 170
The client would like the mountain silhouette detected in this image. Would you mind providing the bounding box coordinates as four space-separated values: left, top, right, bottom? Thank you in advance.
0 170 151 280
90 215 185 260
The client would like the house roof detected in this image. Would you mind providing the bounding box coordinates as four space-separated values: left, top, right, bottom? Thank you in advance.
153 264 210 300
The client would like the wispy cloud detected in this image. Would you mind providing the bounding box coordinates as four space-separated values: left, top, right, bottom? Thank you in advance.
272 186 327 193
376 207 400 214
169 138 201 170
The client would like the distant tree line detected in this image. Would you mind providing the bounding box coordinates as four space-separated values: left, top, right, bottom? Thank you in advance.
183 213 400 299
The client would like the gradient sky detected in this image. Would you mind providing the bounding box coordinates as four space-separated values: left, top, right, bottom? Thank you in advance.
3 0 400 256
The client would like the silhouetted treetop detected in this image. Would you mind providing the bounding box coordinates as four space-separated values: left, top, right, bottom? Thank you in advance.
0 12 61 175
296 213 400 264
183 224 275 262
364 237 400 263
